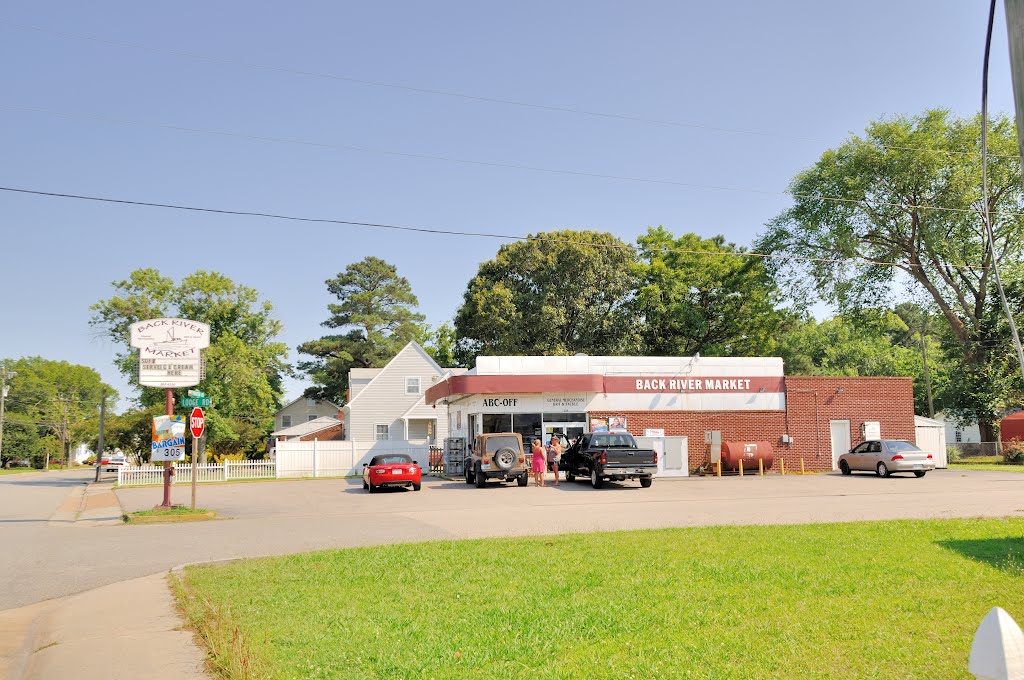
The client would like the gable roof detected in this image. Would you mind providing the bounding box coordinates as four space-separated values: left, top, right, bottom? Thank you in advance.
272 416 342 438
273 394 343 417
343 341 447 411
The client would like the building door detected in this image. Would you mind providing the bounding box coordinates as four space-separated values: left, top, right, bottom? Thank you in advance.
829 420 851 470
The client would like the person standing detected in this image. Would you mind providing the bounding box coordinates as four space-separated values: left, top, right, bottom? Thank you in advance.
547 435 562 486
531 437 546 487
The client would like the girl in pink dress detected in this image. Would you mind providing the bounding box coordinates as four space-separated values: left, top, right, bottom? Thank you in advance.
531 438 546 487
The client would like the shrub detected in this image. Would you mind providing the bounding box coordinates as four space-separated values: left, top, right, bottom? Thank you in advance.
1002 440 1024 464
946 446 961 463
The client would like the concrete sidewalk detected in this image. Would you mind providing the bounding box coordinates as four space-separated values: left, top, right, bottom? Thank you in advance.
0 573 209 680
46 479 123 526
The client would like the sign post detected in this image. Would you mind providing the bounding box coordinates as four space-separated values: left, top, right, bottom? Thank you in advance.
189 407 205 510
130 318 210 508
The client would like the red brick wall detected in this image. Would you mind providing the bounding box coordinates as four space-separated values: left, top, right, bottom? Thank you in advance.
297 424 345 442
591 376 915 473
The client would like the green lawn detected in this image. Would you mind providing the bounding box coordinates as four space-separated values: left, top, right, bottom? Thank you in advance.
174 519 1024 680
949 456 1024 473
0 467 44 475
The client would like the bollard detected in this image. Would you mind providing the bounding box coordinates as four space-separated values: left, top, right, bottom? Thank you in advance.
716 460 721 477
969 606 1024 679
800 458 805 475
780 458 785 475
739 458 744 476
758 458 764 476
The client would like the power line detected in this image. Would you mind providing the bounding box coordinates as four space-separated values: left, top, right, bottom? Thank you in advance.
0 184 973 271
2 105 1010 218
4 19 1017 160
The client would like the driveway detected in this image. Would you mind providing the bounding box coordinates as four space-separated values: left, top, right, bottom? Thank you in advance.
3 467 1024 610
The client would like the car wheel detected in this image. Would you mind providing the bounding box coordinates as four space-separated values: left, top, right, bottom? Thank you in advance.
475 465 486 488
363 480 368 490
914 470 927 478
368 482 376 493
840 460 851 476
876 461 889 478
517 474 528 487
465 467 474 485
639 477 653 488
565 471 575 483
413 482 422 491
590 469 604 489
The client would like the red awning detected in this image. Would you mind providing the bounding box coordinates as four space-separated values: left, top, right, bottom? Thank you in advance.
425 374 604 404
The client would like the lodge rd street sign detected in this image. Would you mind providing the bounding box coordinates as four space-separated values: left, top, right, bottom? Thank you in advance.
130 318 210 388
180 397 212 408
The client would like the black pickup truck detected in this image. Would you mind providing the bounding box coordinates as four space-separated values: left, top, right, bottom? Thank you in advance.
560 432 657 489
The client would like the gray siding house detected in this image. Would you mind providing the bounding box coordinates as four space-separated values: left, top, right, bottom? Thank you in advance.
273 397 343 432
343 341 463 444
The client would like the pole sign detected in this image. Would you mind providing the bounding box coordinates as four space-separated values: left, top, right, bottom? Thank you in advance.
151 415 186 461
189 407 205 439
130 318 210 388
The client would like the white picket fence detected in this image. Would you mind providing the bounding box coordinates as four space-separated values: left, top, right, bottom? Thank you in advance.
116 440 431 487
275 440 431 479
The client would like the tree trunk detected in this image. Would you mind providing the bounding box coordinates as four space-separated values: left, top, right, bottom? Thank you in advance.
979 419 997 444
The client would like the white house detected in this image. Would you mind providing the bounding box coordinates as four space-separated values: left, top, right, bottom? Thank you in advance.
343 341 464 445
934 411 983 444
273 396 343 432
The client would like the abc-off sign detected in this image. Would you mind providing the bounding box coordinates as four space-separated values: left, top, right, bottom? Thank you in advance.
189 407 206 439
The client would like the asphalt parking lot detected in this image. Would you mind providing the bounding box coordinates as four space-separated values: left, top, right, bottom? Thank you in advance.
3 467 1024 610
118 466 1024 536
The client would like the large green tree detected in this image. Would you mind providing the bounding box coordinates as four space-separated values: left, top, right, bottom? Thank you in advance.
90 269 289 457
298 257 426 403
1 357 114 468
633 227 787 356
454 230 638 364
758 110 1024 438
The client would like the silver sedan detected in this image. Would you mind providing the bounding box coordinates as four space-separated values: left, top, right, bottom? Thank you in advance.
838 440 935 478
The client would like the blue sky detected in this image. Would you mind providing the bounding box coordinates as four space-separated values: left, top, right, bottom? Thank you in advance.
0 1 1016 407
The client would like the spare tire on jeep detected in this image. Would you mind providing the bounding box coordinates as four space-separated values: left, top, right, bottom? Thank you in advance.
493 446 517 471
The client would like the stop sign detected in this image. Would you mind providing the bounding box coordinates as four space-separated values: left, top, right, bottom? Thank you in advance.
189 407 205 438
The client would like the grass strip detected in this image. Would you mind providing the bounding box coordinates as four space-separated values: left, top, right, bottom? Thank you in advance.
171 572 273 680
125 507 216 523
174 518 1024 679
949 456 1024 473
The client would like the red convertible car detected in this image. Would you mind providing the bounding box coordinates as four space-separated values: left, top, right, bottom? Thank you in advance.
363 454 422 493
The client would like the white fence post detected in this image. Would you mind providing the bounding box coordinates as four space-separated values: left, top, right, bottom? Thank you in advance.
117 466 122 486
224 459 230 481
312 439 318 478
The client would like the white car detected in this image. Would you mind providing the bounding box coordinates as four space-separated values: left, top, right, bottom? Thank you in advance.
97 455 128 472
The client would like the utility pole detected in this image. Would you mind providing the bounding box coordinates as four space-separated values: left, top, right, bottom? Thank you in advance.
918 333 935 418
94 388 106 483
0 368 15 467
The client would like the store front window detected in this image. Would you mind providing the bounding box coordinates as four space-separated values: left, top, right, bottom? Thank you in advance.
477 410 588 445
513 413 543 445
482 413 511 433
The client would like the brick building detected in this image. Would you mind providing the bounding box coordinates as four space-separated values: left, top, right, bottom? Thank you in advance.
425 355 915 475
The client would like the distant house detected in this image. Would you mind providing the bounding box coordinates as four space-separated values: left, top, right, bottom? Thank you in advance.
934 411 983 444
273 396 343 432
343 341 465 445
269 416 345 455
